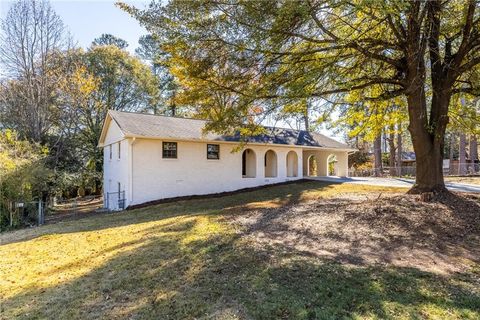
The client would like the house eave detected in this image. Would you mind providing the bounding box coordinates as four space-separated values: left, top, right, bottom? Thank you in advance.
121 134 357 152
98 111 126 148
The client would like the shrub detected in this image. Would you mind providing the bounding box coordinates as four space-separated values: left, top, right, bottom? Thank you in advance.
0 130 50 230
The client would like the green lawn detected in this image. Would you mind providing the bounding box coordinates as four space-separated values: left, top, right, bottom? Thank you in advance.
1 181 479 319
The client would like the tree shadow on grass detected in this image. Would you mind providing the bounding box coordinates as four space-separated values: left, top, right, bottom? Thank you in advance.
1 214 479 320
0 181 330 246
230 190 480 275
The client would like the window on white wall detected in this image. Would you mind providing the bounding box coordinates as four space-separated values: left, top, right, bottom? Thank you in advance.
118 142 121 159
163 142 177 158
207 144 220 159
109 145 112 160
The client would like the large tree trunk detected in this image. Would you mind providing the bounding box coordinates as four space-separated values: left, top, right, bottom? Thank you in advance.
373 134 382 177
404 1 456 194
409 133 445 193
405 83 448 193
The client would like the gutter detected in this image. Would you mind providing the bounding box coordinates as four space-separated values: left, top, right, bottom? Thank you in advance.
121 134 357 152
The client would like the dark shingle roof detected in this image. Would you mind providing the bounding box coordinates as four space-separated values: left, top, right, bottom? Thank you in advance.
108 110 353 150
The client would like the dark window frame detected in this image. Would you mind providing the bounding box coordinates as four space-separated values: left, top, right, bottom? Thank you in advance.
118 142 121 159
207 144 220 160
162 142 178 159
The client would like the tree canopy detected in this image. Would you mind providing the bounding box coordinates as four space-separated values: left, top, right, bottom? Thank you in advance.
0 0 161 228
92 33 129 49
121 0 480 192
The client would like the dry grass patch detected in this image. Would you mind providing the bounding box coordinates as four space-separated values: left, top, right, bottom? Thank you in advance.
231 191 480 275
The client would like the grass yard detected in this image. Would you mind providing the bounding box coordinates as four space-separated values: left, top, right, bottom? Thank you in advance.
1 181 479 319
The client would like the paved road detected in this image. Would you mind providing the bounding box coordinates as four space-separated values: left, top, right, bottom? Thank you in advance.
308 176 480 193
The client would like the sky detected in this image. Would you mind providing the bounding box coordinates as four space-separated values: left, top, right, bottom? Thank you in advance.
0 0 149 54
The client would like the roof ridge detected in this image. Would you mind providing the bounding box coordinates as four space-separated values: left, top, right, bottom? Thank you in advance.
109 110 329 134
109 110 209 123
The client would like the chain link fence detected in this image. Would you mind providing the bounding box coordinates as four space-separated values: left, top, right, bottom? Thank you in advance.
3 200 45 228
105 191 126 211
349 163 480 178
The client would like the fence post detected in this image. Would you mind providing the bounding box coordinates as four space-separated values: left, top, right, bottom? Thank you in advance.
10 201 13 227
38 200 43 226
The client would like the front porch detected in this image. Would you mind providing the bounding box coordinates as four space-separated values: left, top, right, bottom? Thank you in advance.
302 149 350 178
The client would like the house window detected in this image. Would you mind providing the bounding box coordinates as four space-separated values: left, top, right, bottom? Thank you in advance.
109 145 112 160
207 144 220 159
162 142 177 158
118 142 121 159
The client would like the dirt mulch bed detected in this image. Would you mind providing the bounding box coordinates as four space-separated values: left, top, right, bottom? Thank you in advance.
229 191 480 275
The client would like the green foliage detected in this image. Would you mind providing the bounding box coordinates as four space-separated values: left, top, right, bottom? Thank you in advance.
382 152 390 166
0 130 50 230
339 91 408 142
92 34 128 49
449 95 480 136
136 34 179 115
83 45 159 114
45 45 159 198
77 186 86 198
79 45 160 174
349 150 370 169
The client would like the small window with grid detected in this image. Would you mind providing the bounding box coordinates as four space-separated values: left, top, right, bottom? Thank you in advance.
162 142 177 158
207 144 220 160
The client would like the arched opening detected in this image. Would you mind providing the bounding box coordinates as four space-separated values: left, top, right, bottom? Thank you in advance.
327 154 337 176
264 150 278 177
242 149 256 178
286 151 298 177
308 155 317 176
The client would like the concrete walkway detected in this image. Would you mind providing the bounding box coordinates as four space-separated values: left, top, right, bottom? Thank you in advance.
308 176 480 193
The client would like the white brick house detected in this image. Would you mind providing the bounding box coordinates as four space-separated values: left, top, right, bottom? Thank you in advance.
98 111 355 210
